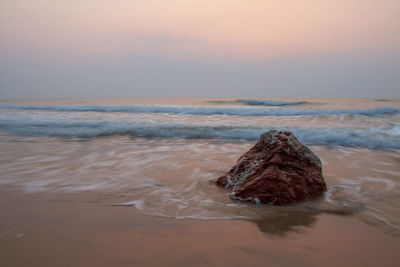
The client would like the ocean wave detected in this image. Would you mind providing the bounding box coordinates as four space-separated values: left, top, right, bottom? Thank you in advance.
237 99 308 106
1 119 399 149
207 99 308 106
0 104 398 117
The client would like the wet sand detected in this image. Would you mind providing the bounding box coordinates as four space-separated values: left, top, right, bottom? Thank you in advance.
1 189 400 267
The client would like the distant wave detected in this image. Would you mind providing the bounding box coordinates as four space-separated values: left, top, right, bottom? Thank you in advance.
237 99 308 106
1 119 399 149
206 99 308 106
0 104 398 117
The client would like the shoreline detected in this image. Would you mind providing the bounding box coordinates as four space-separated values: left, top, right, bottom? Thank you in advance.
1 188 399 267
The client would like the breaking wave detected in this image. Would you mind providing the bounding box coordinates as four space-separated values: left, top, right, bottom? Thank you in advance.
0 104 398 117
1 119 399 149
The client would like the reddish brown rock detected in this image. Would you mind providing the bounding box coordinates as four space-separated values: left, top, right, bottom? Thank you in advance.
216 130 327 205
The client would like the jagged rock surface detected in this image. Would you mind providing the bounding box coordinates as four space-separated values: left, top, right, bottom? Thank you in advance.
216 130 327 205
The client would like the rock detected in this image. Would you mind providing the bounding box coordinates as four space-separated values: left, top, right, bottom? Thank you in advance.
216 130 327 205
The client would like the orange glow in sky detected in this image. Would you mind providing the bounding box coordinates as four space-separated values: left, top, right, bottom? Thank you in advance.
1 0 399 58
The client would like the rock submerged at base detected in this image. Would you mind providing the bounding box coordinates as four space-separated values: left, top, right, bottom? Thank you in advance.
216 130 327 205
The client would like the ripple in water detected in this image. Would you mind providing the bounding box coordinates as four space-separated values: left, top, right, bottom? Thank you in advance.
0 135 399 236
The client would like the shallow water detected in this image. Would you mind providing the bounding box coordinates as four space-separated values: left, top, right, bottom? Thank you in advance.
0 97 399 237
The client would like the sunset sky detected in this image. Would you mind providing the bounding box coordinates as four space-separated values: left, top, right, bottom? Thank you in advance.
1 0 399 98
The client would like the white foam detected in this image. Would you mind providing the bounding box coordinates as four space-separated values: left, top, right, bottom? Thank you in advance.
1 113 399 148
362 176 397 191
115 200 145 209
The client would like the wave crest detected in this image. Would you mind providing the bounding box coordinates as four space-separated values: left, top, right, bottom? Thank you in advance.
207 99 308 106
0 104 398 117
1 119 399 149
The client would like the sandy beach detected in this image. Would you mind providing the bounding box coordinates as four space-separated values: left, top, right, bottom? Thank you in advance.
1 188 400 267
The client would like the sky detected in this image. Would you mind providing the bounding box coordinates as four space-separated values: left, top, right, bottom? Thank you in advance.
0 0 399 99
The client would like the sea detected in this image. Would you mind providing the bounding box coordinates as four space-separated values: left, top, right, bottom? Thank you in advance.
0 97 399 236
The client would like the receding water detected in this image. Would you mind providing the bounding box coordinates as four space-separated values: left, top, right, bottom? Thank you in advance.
0 97 399 237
